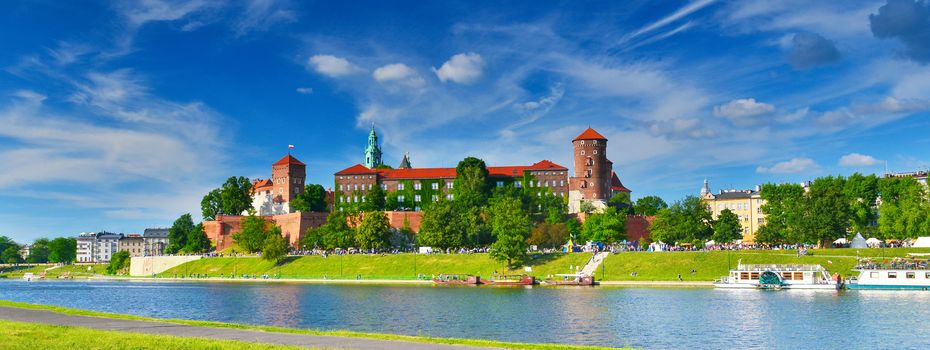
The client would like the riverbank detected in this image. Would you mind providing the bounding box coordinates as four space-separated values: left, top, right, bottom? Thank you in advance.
0 300 619 350
156 248 930 283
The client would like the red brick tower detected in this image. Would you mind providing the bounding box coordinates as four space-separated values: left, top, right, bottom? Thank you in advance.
569 128 611 212
272 155 306 209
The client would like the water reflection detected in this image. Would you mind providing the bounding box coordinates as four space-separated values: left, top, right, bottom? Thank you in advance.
1 280 929 349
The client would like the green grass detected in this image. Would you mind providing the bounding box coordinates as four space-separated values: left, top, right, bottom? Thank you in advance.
0 264 108 279
160 252 592 280
0 300 620 350
598 248 930 282
0 319 306 350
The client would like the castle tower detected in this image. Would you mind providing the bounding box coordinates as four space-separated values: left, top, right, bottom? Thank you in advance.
364 125 383 168
568 127 611 213
272 154 306 213
398 152 412 169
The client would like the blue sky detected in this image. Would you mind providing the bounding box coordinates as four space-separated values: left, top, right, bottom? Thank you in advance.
1 0 929 243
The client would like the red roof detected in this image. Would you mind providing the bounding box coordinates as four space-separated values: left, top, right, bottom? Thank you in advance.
273 155 305 166
252 179 273 189
527 160 568 170
336 160 566 179
573 127 607 141
611 171 631 193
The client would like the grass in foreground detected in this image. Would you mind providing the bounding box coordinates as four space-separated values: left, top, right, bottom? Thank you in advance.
160 252 592 280
0 300 620 350
0 319 306 350
599 248 930 282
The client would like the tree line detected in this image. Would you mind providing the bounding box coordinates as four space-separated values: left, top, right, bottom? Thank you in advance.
0 236 77 264
756 174 930 246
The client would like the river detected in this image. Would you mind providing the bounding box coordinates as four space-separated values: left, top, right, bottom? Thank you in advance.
1 280 928 349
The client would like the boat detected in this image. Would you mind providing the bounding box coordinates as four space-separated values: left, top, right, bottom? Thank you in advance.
543 273 595 286
484 274 535 286
713 262 842 290
432 274 480 285
22 273 40 281
846 258 930 290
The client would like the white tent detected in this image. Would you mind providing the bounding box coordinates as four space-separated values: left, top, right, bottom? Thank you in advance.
834 238 849 245
913 237 930 248
850 233 867 248
705 240 716 246
866 237 882 248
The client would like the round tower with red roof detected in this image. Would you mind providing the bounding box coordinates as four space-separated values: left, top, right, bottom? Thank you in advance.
568 127 612 213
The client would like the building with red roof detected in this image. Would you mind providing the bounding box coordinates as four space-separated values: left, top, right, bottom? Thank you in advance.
250 154 307 216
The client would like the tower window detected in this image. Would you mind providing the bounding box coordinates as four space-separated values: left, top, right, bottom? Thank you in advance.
593 150 598 155
580 150 585 155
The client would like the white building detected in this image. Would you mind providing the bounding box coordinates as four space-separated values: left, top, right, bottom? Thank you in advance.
94 233 122 262
76 232 96 263
142 228 169 256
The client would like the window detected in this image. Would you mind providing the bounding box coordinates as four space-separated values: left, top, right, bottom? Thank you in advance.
593 150 598 155
888 272 898 279
353 184 358 191
431 195 438 202
414 195 421 202
398 195 405 202
446 194 453 200
497 181 504 187
368 184 372 190
515 182 522 188
353 196 358 203
339 184 344 191
580 150 585 155
907 272 916 279
580 140 585 145
447 181 453 189
381 184 387 190
560 180 564 187
414 182 421 190
431 183 438 190
398 183 405 190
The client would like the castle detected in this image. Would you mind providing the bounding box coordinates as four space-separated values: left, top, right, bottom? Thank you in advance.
333 127 630 213
249 155 307 216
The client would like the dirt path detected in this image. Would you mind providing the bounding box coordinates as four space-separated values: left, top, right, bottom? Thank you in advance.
0 306 498 350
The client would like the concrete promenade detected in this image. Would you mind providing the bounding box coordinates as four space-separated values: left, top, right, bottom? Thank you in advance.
0 306 497 349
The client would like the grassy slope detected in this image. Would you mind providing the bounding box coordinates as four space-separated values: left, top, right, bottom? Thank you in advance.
161 252 593 280
0 264 108 279
0 319 305 350
598 248 930 281
0 300 618 350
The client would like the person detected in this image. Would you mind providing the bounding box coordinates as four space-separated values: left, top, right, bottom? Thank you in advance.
677 274 682 281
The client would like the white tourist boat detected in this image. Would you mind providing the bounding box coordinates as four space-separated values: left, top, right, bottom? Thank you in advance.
846 258 930 290
714 262 842 290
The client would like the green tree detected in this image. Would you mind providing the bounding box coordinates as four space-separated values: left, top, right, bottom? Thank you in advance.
418 200 465 249
490 231 528 269
581 207 628 244
461 205 491 247
878 176 929 239
183 224 211 253
648 196 712 244
363 184 386 211
0 236 16 258
453 157 490 209
633 196 668 216
27 238 50 263
529 222 569 249
712 209 743 243
487 196 531 268
390 215 416 248
261 226 290 264
304 211 353 250
200 189 222 221
608 192 633 214
165 214 194 254
106 251 130 275
47 237 76 263
233 215 269 253
758 183 807 244
1 245 22 264
291 184 329 212
355 211 391 250
565 218 582 240
806 176 850 247
844 173 879 236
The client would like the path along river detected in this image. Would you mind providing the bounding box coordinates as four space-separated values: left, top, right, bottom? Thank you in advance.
1 280 928 349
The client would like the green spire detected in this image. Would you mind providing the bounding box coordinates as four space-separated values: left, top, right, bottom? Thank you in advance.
364 124 383 168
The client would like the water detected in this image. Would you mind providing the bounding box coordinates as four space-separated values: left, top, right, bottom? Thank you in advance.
1 280 929 349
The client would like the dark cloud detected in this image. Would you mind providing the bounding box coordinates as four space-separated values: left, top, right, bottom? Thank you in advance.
788 32 841 68
870 0 930 63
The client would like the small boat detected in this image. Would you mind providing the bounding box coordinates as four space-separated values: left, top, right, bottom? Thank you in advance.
484 274 535 286
23 273 39 281
432 274 480 285
846 258 930 290
713 262 841 290
543 274 595 286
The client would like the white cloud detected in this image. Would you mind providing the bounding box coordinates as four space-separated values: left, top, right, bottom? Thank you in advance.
627 0 717 40
373 63 425 88
647 118 716 139
713 98 775 126
434 53 484 84
295 87 313 94
839 153 882 167
757 157 819 174
308 55 363 77
232 0 297 37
